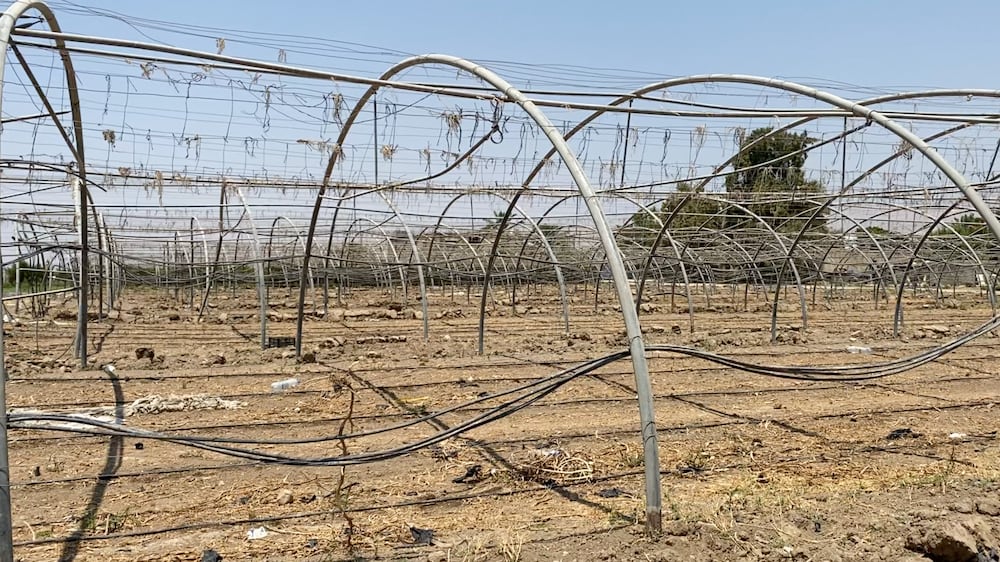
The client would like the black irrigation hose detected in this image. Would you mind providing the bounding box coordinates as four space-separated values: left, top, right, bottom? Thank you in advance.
10 314 1000 466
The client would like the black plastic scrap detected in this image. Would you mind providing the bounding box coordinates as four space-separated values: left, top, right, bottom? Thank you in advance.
886 427 922 440
409 526 435 546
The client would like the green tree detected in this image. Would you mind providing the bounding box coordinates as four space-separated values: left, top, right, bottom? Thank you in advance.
725 127 827 234
931 213 987 238
619 183 725 247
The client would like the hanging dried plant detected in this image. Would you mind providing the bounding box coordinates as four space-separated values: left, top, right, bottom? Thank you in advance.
331 92 344 126
441 111 462 134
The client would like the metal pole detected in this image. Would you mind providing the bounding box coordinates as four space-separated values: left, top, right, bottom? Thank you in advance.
294 54 663 533
0 4 91 557
0 348 10 562
73 176 88 367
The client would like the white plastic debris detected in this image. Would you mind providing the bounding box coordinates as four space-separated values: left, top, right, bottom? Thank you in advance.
948 432 968 440
845 345 872 354
246 526 268 540
270 378 299 392
124 394 244 415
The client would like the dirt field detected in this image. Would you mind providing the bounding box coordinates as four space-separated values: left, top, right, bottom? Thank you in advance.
3 284 999 561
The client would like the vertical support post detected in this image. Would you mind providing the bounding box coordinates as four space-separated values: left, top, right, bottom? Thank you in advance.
73 176 88 368
0 330 11 562
13 262 19 314
0 179 12 562
189 223 195 309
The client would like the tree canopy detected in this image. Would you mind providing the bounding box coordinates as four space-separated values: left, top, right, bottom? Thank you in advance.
931 213 987 238
620 183 725 246
620 127 828 247
725 127 827 234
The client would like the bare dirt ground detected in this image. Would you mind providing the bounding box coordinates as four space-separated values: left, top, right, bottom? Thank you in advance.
3 283 999 561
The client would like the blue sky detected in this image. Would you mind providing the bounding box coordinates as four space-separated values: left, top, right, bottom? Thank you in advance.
2 0 996 264
44 0 1000 90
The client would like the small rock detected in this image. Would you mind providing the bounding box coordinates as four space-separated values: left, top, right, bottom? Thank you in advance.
167 313 181 321
671 325 682 335
200 549 223 562
276 489 293 505
321 336 344 348
300 351 316 364
907 521 978 562
204 354 226 366
924 324 950 335
977 499 1000 516
952 501 975 514
135 347 155 361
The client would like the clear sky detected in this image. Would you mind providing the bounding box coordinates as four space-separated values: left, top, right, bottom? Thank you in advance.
42 0 1000 90
3 0 997 264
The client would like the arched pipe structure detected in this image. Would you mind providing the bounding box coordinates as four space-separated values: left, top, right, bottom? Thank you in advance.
418 223 488 282
343 216 408 295
324 192 431 339
197 183 230 321
419 191 542 308
612 193 700 328
266 216 312 295
315 188 430 338
373 192 430 341
510 81 1000 341
804 208 898 307
231 186 269 349
418 191 569 328
0 1 92 555
189 216 211 310
336 216 402 293
295 54 664 532
465 192 573 348
768 115 1000 341
1 1 90 371
892 201 995 335
634 193 808 337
